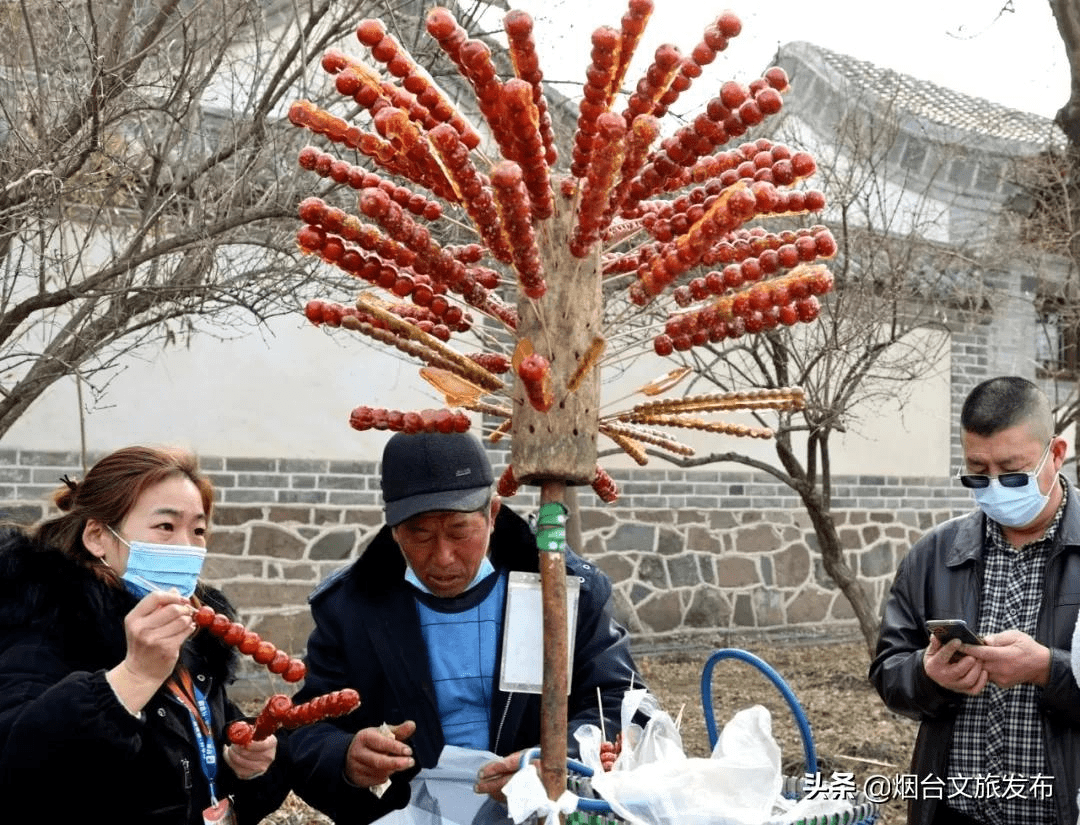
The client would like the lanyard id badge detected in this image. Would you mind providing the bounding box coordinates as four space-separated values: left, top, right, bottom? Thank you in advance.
203 798 237 825
168 671 237 825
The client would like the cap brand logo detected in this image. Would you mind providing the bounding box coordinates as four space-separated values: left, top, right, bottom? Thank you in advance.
455 468 472 477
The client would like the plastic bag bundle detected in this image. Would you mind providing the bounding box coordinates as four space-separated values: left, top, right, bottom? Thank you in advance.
562 691 856 825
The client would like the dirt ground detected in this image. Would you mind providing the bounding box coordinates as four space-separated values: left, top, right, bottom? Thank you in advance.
258 640 916 825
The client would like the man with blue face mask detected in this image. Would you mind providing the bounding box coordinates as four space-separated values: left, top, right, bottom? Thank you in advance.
871 376 1080 825
286 431 644 825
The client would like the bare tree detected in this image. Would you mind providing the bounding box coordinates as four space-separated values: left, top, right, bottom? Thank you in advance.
0 0 499 443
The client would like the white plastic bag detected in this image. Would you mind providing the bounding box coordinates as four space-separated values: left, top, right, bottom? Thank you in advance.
569 691 855 825
584 704 781 825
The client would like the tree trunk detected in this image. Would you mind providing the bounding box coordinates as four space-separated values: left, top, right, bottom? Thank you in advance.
800 487 880 657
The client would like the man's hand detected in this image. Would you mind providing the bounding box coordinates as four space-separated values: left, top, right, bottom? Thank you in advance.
475 750 529 804
924 635 989 695
961 629 1051 688
344 721 417 788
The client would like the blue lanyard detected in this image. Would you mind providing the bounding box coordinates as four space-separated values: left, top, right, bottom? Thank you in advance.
172 675 220 805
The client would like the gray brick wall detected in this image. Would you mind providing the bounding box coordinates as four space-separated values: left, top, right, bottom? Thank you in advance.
1 447 973 689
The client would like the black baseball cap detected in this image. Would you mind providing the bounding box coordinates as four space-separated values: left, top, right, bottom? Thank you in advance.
381 431 495 527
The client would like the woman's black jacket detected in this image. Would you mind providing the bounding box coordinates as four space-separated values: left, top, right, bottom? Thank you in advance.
0 528 291 824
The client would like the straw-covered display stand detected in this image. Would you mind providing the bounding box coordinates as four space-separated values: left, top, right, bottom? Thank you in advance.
289 0 837 815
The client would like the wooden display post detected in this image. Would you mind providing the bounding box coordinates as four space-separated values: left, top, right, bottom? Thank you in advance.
511 191 602 807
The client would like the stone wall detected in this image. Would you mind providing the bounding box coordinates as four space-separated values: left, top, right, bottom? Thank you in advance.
1 447 974 698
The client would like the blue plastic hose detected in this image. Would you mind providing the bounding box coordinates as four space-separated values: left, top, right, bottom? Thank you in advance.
699 648 818 776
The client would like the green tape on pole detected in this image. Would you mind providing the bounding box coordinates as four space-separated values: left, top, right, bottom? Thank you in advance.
536 501 568 552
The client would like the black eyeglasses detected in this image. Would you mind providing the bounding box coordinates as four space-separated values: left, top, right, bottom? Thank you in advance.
956 441 1052 489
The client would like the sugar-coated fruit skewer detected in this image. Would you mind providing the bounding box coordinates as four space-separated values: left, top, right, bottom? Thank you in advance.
192 605 307 683
227 688 361 745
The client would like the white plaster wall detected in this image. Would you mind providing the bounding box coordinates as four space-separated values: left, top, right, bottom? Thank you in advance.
3 311 953 479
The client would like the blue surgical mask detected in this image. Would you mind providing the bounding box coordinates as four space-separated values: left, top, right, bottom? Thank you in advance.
405 556 495 595
970 477 1053 528
108 526 206 598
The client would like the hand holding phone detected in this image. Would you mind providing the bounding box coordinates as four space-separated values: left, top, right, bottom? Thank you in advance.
926 619 984 647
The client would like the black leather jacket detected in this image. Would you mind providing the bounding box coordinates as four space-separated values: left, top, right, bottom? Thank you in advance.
287 505 644 825
869 484 1080 825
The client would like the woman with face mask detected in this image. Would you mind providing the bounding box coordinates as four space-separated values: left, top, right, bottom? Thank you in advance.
0 446 291 825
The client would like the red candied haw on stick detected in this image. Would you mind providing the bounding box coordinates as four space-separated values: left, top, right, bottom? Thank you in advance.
227 720 255 747
253 641 278 666
194 605 216 627
517 353 553 412
209 613 231 637
222 622 246 647
238 631 261 656
283 659 308 684
268 650 292 675
592 466 619 503
251 694 293 741
497 465 519 497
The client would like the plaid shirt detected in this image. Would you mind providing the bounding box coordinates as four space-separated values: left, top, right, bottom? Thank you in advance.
946 475 1068 825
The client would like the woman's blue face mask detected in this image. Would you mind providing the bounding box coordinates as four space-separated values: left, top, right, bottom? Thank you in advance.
108 526 206 598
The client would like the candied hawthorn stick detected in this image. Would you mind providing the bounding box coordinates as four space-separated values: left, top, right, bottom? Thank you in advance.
603 428 648 466
253 694 293 740
355 19 481 150
501 79 554 220
428 124 512 264
617 413 774 439
570 112 626 257
611 0 653 108
488 419 513 444
599 421 695 457
504 9 558 166
298 147 443 222
298 198 422 277
461 399 514 419
455 38 519 163
591 466 619 503
355 294 504 392
288 100 423 185
497 464 519 496
566 336 606 393
349 406 471 434
517 353 553 412
372 108 455 201
280 689 361 729
356 188 452 279
622 43 682 124
193 605 307 683
490 161 545 298
604 114 659 226
571 26 621 180
626 388 806 418
631 183 759 303
227 689 362 746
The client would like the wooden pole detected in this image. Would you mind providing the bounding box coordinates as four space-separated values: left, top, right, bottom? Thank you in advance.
537 480 569 808
511 190 601 817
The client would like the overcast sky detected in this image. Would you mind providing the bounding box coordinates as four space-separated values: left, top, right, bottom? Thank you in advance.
491 0 1067 122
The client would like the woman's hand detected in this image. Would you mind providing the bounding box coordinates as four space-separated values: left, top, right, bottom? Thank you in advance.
226 735 277 779
106 590 195 713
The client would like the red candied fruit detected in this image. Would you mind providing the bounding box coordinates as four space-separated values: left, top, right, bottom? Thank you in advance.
356 19 385 46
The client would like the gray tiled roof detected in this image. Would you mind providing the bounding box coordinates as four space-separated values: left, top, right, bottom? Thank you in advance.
780 41 1065 151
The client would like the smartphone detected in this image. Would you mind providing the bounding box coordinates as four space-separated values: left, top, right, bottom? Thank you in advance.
926 619 984 647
